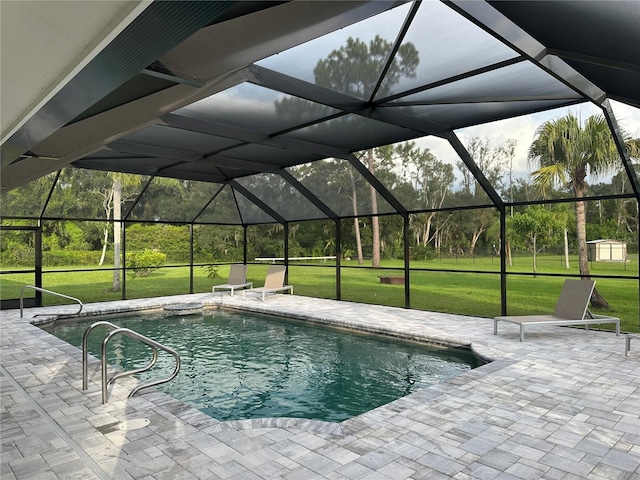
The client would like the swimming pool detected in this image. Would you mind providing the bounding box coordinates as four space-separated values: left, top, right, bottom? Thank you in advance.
44 309 482 422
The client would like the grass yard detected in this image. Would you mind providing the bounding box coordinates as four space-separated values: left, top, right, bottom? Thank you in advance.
2 257 638 332
410 253 638 276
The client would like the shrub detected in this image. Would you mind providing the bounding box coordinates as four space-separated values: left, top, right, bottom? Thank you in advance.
126 224 190 262
0 245 34 266
43 250 103 266
410 244 435 261
202 264 222 280
127 249 166 277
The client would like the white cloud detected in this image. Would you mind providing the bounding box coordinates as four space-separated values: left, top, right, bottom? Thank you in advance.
413 102 640 183
610 101 640 138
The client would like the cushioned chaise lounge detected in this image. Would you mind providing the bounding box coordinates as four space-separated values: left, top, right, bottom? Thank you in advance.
212 264 252 296
494 279 620 342
242 265 293 301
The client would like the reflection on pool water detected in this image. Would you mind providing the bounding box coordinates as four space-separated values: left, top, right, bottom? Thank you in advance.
44 309 482 422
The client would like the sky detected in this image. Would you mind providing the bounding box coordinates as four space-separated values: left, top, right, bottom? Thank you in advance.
420 101 640 182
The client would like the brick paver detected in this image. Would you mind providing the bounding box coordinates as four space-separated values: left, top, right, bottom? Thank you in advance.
1 293 639 479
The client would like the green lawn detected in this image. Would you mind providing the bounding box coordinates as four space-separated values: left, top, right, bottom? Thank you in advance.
409 253 639 276
2 257 638 332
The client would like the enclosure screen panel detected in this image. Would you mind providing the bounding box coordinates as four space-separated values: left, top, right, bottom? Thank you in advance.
197 185 241 224
286 159 396 216
377 0 518 100
128 178 219 222
256 3 411 100
1 172 57 218
391 61 581 106
175 83 339 134
118 124 243 154
390 101 572 131
236 173 326 222
235 191 278 225
43 169 148 220
222 144 323 167
284 114 422 152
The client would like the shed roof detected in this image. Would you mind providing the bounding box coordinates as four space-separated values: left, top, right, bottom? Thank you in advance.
587 239 627 244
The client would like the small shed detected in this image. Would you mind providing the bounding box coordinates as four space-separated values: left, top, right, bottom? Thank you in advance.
587 239 627 262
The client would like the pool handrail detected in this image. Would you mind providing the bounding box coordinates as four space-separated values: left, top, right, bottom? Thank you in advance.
82 321 181 403
82 321 119 390
20 285 83 318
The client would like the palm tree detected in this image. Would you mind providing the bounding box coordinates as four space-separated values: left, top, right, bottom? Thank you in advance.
528 113 638 308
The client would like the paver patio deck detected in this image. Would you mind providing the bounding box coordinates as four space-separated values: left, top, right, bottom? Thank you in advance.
1 293 639 479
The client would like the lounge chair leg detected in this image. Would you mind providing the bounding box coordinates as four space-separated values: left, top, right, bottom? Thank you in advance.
494 319 498 335
626 335 631 356
520 325 525 342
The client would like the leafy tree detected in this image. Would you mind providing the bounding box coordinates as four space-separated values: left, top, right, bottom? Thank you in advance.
501 138 518 215
313 35 418 99
292 220 333 257
360 150 382 267
288 160 361 260
509 206 564 274
529 113 639 308
246 224 284 259
93 173 143 291
552 203 573 269
500 138 518 265
348 167 365 264
591 166 640 237
399 143 454 248
452 137 511 256
356 145 409 267
0 220 37 266
457 137 505 197
0 172 57 218
194 224 244 263
127 248 166 277
91 172 172 286
126 224 191 262
279 35 419 267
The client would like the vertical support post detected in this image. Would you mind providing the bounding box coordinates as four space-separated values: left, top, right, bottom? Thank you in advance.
37 171 58 306
243 225 248 264
336 219 341 300
189 224 194 294
284 223 289 284
404 214 410 309
500 205 507 316
121 221 127 300
35 224 43 306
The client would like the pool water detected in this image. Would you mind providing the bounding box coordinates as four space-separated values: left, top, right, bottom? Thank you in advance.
45 309 482 422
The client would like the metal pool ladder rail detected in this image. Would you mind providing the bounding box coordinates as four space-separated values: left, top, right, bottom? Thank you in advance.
20 285 83 318
82 321 181 404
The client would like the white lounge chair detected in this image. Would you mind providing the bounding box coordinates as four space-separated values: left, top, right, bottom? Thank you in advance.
494 279 620 341
242 265 293 301
212 264 252 296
